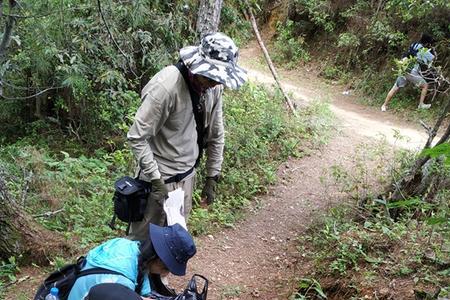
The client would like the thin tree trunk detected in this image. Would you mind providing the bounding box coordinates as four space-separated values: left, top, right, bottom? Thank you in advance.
0 175 72 264
0 0 16 58
246 5 297 115
196 0 223 38
424 97 450 148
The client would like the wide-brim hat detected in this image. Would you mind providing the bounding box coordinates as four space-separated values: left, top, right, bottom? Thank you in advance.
149 223 196 276
180 32 247 90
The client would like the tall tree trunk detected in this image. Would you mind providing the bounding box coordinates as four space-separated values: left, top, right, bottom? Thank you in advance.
196 0 223 38
0 175 72 264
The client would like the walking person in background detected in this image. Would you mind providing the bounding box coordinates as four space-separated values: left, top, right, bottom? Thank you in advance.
381 33 436 112
127 32 247 241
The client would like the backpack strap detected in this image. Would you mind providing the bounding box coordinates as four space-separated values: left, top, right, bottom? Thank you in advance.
77 267 123 278
174 60 206 168
77 267 144 294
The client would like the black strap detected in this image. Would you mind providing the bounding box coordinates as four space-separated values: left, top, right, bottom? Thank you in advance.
174 61 206 168
77 267 123 278
164 166 195 184
77 267 143 294
149 273 176 296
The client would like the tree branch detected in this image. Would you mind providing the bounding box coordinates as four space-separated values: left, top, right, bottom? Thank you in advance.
0 86 62 100
245 1 297 115
96 0 137 78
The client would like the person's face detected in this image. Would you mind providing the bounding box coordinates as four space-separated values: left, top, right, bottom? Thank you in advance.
149 258 170 276
193 74 221 93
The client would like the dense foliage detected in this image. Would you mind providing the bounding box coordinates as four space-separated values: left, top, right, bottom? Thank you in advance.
1 1 198 144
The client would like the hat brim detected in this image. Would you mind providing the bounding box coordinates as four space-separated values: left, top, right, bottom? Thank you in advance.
180 46 247 90
149 224 186 276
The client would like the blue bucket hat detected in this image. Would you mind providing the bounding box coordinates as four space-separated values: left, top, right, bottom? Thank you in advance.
149 223 196 276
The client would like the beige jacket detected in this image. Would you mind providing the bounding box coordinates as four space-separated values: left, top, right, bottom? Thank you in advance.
127 65 224 181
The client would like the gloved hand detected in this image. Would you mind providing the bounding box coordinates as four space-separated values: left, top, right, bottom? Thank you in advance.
201 176 218 205
150 178 169 206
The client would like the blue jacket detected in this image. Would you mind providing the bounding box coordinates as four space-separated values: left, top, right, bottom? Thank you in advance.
67 238 151 300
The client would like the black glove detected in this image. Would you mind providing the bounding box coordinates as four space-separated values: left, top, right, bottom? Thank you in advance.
150 178 169 206
201 176 218 205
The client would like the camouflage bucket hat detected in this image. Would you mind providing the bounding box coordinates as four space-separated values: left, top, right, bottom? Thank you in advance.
180 32 247 90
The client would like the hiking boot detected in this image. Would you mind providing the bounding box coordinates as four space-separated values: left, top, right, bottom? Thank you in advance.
418 103 431 109
381 105 387 112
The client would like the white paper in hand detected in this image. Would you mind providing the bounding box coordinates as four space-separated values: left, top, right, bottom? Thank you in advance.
164 188 187 230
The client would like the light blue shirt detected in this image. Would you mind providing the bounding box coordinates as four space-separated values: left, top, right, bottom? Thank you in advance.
68 238 151 300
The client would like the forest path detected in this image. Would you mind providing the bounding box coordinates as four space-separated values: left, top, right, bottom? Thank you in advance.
170 43 429 299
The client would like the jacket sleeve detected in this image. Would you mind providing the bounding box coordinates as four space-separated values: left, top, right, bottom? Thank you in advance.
127 82 172 181
140 275 151 296
205 86 225 177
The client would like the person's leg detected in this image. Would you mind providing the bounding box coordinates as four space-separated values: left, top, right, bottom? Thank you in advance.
168 171 196 220
381 76 405 111
407 69 431 109
381 85 399 111
181 173 195 220
128 192 166 241
418 82 431 109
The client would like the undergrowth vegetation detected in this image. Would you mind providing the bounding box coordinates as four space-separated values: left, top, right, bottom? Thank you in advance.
293 140 450 299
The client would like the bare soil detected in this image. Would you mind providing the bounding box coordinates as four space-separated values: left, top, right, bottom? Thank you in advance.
5 43 431 300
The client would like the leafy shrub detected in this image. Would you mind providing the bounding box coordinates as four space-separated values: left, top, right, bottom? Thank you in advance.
272 20 310 69
0 143 134 246
337 32 360 48
0 257 20 298
221 1 253 47
293 0 335 33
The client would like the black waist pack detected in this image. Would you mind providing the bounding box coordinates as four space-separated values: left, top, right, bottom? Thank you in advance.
112 176 151 223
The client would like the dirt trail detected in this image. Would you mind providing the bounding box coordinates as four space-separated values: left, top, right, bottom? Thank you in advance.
169 45 430 299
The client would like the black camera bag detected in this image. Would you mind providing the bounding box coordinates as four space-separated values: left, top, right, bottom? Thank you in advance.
112 176 151 223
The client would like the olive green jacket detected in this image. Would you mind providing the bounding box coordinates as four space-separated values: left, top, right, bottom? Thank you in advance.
127 65 224 181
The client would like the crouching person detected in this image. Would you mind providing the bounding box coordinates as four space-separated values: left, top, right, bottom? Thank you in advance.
68 223 196 300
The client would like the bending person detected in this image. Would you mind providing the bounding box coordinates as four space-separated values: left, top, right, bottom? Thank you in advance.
127 33 247 240
68 223 196 300
381 33 435 112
